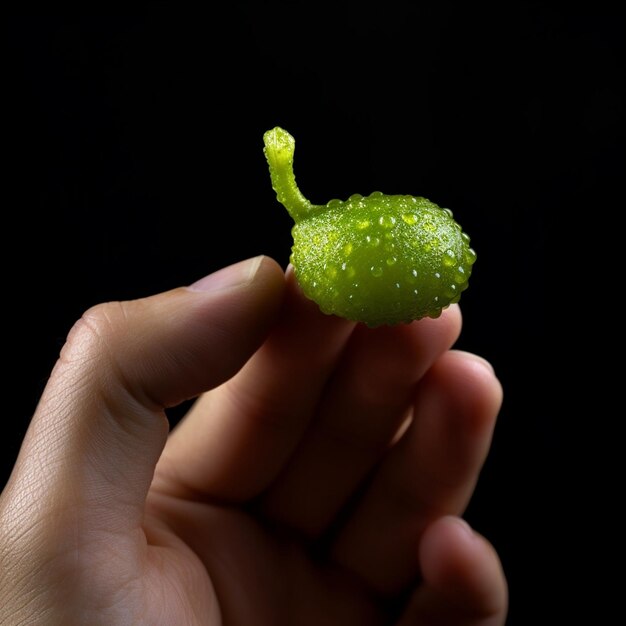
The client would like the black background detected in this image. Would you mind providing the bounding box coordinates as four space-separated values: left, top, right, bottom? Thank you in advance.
3 5 623 624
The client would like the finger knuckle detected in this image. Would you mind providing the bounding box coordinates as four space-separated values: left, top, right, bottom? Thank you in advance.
61 301 131 365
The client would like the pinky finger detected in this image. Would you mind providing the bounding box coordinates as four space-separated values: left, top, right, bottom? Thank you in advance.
396 516 507 626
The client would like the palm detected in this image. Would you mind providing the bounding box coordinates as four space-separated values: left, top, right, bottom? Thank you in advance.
140 500 386 625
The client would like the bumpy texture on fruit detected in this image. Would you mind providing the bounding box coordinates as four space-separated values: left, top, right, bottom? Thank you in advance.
263 127 476 327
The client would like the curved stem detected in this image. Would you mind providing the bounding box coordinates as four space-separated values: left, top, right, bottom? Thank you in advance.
263 127 317 222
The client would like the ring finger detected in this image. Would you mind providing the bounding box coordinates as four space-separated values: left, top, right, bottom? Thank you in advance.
330 350 503 597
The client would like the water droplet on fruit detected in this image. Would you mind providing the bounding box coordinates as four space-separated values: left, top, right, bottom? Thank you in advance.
386 256 397 266
402 213 418 225
357 219 371 230
445 284 458 298
349 193 363 202
443 208 453 218
343 243 353 255
370 191 383 198
327 199 342 209
379 214 396 229
443 249 456 267
371 266 383 277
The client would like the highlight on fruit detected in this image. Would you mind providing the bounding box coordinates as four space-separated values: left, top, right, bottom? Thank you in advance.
263 126 476 327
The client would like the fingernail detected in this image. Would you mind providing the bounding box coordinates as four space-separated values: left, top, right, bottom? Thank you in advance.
456 351 495 375
446 515 476 539
471 354 496 375
188 256 265 292
449 516 476 539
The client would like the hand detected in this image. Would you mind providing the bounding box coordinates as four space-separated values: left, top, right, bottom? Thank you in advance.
0 256 506 625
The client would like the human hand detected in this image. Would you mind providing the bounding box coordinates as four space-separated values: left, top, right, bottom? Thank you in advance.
0 256 506 625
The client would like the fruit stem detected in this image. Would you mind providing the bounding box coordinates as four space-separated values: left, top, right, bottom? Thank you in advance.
263 127 317 222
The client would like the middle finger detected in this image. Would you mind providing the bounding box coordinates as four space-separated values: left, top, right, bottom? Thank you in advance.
259 305 462 536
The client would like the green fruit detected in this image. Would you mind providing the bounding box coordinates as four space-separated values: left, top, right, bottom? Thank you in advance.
263 126 476 327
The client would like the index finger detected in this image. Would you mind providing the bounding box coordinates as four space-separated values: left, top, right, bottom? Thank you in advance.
155 268 356 502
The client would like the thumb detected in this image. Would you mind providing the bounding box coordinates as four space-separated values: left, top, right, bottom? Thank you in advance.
1 256 285 535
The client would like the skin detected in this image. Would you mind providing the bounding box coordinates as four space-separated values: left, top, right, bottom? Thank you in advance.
0 256 507 625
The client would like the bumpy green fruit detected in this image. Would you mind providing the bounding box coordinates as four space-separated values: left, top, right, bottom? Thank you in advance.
263 127 476 327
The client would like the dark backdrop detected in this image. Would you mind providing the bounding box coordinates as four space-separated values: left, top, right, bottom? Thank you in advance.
4 5 622 624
